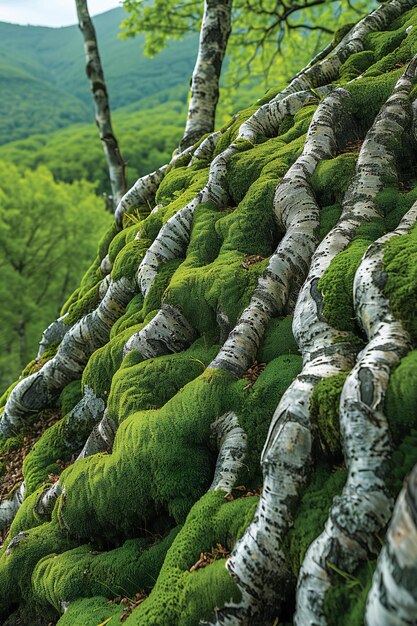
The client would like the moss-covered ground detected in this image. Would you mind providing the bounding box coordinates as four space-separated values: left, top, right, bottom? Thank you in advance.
1 6 417 625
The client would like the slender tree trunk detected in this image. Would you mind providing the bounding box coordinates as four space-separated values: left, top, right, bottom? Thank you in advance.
75 0 127 207
180 0 233 150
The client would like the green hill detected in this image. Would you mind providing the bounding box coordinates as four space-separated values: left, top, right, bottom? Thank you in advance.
0 8 198 144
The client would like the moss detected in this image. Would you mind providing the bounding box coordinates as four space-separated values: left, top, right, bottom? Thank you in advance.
284 466 347 577
388 430 417 495
81 324 142 400
323 560 376 626
32 528 180 611
333 22 355 46
111 236 150 282
59 380 83 416
310 373 348 459
64 281 101 326
0 516 75 621
56 596 123 625
383 222 417 341
0 435 23 455
98 222 120 259
311 153 357 207
22 418 74 495
319 239 372 332
234 354 303 487
107 337 217 417
376 185 417 231
339 50 376 82
123 491 254 626
345 70 402 133
155 165 203 206
257 316 299 363
20 342 60 378
386 350 417 443
319 204 342 240
55 369 232 540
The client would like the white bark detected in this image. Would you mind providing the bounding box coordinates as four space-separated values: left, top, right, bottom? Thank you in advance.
180 0 233 150
0 483 24 533
114 165 168 227
0 276 135 438
209 412 247 494
75 0 127 207
138 88 325 299
210 88 351 377
212 59 417 625
365 462 417 626
274 0 416 105
295 63 417 626
37 315 69 359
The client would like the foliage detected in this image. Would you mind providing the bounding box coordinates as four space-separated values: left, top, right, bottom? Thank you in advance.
0 161 111 392
121 0 376 118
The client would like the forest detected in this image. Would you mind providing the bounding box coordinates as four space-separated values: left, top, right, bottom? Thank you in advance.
0 0 417 624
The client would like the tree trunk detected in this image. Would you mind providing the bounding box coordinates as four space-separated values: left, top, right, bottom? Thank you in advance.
180 0 233 150
75 0 127 207
2 1 417 624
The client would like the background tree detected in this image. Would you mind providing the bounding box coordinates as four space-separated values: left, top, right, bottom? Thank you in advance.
0 161 111 391
121 0 375 117
75 0 127 208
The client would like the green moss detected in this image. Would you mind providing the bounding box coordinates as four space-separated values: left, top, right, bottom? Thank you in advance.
310 373 348 458
33 528 180 611
386 350 417 443
311 154 357 206
284 466 347 576
59 380 83 416
234 354 303 487
123 491 254 626
56 596 123 626
388 430 417 495
0 516 75 621
106 337 219 424
345 70 402 132
376 185 417 231
64 281 101 326
81 324 142 399
383 223 417 341
257 316 299 363
22 417 74 495
319 204 342 240
323 560 376 626
111 236 150 282
155 165 203 206
98 222 120 258
339 50 376 82
319 239 371 332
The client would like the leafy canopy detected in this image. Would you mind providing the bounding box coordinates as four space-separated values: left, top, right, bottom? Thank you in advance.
0 161 111 392
121 0 377 97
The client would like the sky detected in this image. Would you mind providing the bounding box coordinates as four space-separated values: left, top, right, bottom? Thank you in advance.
0 0 122 27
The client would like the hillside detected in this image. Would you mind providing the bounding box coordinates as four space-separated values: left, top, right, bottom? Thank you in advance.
0 8 197 144
1 1 417 625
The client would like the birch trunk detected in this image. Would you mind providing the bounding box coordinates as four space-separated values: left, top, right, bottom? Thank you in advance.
75 0 127 207
180 0 233 151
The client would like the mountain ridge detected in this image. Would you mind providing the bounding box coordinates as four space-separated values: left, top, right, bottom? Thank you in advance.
0 8 197 144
